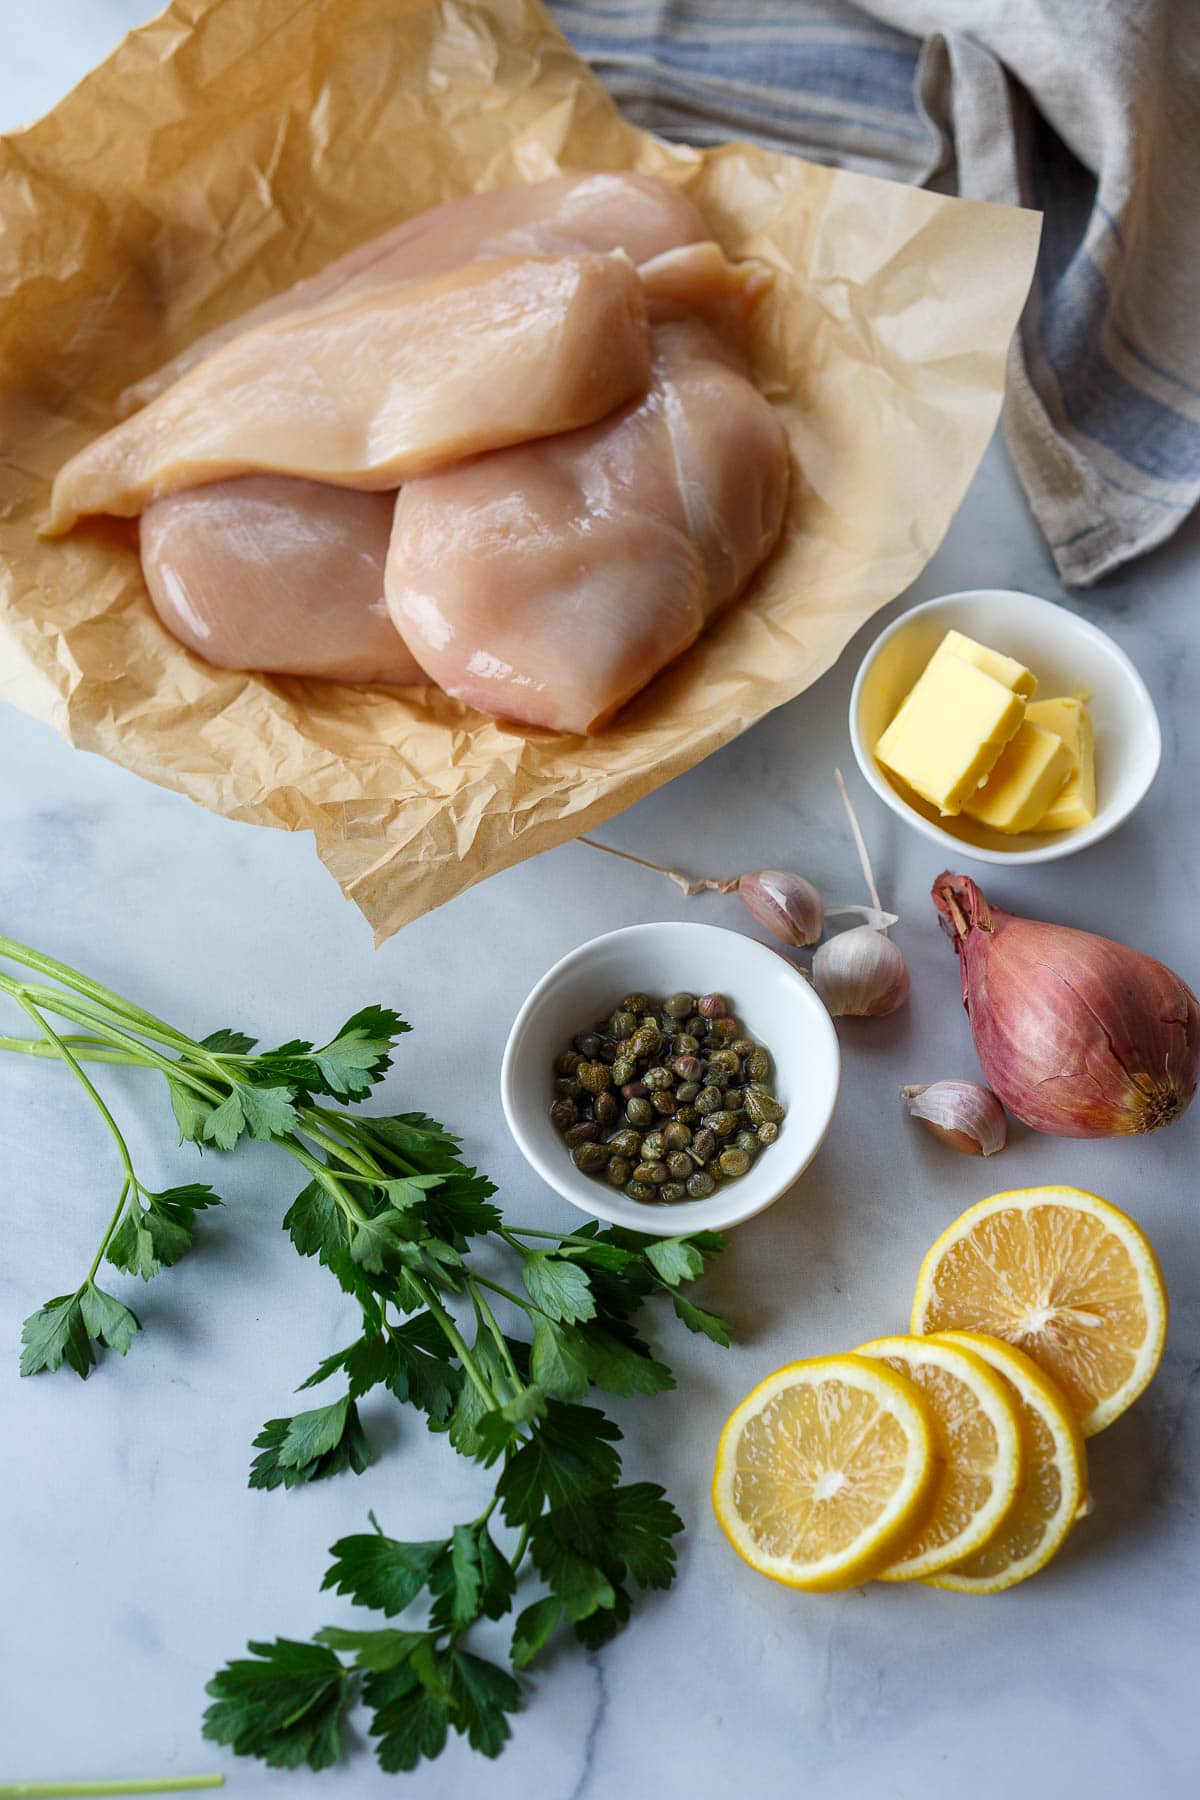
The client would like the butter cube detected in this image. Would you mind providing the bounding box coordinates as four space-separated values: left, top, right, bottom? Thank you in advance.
964 720 1075 833
932 630 1037 699
876 654 1027 815
1027 696 1096 830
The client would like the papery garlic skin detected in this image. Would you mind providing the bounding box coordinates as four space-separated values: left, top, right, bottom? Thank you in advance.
901 1080 1007 1155
933 871 1200 1138
813 925 909 1017
738 870 824 947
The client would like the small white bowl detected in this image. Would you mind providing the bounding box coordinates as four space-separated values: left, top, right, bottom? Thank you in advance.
500 922 840 1237
849 588 1161 865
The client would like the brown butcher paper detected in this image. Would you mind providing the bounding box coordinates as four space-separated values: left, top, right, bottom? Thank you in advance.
0 0 1041 941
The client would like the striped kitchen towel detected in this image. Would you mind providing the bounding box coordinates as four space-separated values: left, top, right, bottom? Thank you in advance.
549 0 1200 586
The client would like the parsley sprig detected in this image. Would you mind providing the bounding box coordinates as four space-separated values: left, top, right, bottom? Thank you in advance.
1 934 730 1778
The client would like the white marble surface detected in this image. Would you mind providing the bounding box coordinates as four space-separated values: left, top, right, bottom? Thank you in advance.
2 8 1199 1797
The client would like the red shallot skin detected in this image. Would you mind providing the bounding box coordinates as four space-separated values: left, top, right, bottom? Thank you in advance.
932 872 1200 1138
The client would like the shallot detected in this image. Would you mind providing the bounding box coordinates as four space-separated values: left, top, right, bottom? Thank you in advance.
933 871 1199 1138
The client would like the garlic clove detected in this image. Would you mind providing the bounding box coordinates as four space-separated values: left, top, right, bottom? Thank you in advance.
901 1079 1007 1156
738 870 824 948
813 925 909 1018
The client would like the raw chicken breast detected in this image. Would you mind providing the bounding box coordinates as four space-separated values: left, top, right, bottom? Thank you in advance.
46 252 650 533
385 312 789 733
140 477 422 685
122 174 709 408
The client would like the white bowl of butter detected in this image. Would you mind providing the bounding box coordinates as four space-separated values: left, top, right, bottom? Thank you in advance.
849 588 1161 864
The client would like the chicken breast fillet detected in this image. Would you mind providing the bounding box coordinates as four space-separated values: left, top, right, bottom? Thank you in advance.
46 252 650 533
385 310 789 733
140 478 423 685
125 177 710 689
121 173 709 408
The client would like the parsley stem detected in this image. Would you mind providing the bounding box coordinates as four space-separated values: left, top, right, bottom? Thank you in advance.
8 991 139 1202
0 1780 224 1796
406 1274 497 1411
87 1177 132 1285
11 987 221 1093
469 1273 540 1320
282 1139 369 1225
0 1034 143 1064
296 1114 382 1181
468 1283 523 1392
0 934 196 1045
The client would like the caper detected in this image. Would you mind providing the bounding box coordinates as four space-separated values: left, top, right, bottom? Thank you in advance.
757 1120 780 1145
643 1065 675 1091
549 1098 576 1133
666 1151 693 1181
554 1076 582 1100
651 1091 677 1117
675 1081 700 1104
556 1050 584 1076
745 1045 771 1082
731 1038 755 1058
564 1120 599 1148
594 1091 620 1130
691 1127 717 1163
605 1155 632 1188
634 1160 669 1185
708 1048 741 1078
625 1097 654 1128
611 1055 637 1085
573 1142 612 1174
695 1085 722 1115
685 1015 707 1039
659 1182 688 1204
708 1017 740 1044
697 993 727 1019
734 1129 760 1157
718 1146 752 1179
708 1109 738 1138
629 1024 662 1060
664 992 696 1019
672 1034 700 1057
609 1009 638 1040
744 1085 785 1125
672 1054 702 1083
703 1066 731 1091
686 1170 717 1199
676 1105 700 1127
577 1060 612 1095
625 1179 654 1203
609 1128 642 1158
663 1121 692 1151
621 993 652 1014
621 1079 649 1100
574 1032 604 1059
641 1129 667 1160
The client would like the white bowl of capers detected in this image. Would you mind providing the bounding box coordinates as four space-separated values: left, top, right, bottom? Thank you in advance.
500 921 840 1237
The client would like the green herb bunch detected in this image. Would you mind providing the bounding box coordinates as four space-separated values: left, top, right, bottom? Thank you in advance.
0 936 729 1778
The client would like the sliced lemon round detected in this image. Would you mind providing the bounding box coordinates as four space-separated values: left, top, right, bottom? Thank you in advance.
855 1333 1023 1582
922 1332 1087 1593
712 1354 936 1592
911 1186 1168 1435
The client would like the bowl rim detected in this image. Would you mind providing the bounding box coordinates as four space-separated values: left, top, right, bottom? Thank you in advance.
848 586 1162 867
499 919 841 1236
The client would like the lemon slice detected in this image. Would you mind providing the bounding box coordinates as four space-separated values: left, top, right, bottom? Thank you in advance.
911 1186 1168 1435
924 1332 1087 1593
712 1354 936 1591
855 1334 1023 1582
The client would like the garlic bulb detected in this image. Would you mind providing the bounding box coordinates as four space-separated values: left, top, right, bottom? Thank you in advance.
813 925 909 1018
738 870 824 947
901 1080 1007 1156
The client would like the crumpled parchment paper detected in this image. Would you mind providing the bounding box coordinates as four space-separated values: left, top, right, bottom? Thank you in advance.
0 0 1041 941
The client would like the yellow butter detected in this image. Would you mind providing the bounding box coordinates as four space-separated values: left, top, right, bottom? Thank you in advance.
931 629 1037 699
964 719 1075 833
1027 696 1096 830
876 654 1026 815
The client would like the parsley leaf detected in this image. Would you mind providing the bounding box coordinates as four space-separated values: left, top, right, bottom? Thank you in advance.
203 1082 298 1150
511 1596 564 1669
522 1254 595 1325
530 1317 591 1402
108 1183 219 1279
249 1398 371 1490
311 1005 408 1098
322 1532 445 1617
645 1237 705 1287
365 1663 451 1773
201 1027 258 1055
314 1626 428 1671
203 1638 349 1771
496 1404 622 1526
671 1294 732 1346
19 1293 94 1378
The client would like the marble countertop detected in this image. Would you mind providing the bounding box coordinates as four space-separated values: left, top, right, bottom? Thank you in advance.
3 9 1198 1798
